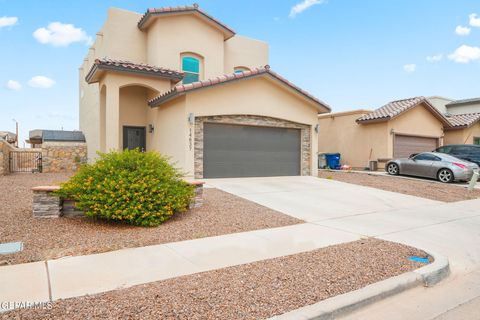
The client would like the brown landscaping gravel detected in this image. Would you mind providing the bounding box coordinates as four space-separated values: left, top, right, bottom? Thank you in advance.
1 238 429 320
0 173 301 265
319 170 480 202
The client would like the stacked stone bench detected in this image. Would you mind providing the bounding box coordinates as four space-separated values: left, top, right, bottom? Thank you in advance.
32 181 205 218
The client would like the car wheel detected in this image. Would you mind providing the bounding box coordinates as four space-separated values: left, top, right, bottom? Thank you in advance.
387 163 399 175
437 168 454 183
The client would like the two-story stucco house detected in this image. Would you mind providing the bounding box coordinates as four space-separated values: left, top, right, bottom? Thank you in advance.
79 5 330 179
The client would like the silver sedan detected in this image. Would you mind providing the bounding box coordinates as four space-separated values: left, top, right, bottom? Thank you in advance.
386 152 479 183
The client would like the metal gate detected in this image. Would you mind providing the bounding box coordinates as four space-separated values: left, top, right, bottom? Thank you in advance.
9 151 42 173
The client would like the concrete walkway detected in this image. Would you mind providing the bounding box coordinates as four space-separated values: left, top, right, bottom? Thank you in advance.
1 176 478 317
0 223 359 310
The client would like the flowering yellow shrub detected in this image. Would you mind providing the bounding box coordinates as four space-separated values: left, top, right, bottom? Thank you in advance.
56 149 194 227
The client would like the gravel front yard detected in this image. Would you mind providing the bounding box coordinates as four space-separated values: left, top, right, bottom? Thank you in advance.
319 170 480 202
1 239 428 320
0 173 301 265
0 239 425 320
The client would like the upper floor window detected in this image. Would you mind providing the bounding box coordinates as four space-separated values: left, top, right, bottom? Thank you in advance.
182 56 200 84
234 66 250 74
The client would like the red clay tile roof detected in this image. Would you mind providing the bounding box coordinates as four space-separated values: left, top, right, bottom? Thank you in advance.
356 96 451 126
445 113 480 128
85 58 184 83
148 65 331 112
138 4 235 40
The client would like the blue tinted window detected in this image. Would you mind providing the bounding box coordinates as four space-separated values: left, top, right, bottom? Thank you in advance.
182 57 200 73
183 73 199 84
182 56 200 84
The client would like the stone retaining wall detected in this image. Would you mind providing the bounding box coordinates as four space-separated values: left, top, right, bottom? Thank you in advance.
32 182 205 218
41 141 87 173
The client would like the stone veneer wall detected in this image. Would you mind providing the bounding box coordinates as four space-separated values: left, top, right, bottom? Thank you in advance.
41 141 87 173
194 115 311 178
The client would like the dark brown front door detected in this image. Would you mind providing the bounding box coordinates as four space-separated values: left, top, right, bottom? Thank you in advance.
123 126 146 151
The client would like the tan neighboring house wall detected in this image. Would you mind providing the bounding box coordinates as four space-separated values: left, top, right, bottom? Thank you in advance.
386 105 444 157
318 102 445 169
445 123 480 145
318 111 389 169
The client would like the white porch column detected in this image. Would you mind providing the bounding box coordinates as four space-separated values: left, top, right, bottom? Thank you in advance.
105 84 120 151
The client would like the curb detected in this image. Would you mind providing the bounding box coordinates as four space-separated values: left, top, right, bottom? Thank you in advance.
269 251 450 320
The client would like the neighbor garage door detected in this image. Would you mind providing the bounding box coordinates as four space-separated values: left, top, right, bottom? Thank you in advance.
203 123 301 178
393 135 439 158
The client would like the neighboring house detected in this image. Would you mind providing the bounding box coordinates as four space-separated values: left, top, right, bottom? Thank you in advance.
28 129 86 147
427 96 454 114
79 5 330 178
318 97 451 169
0 131 17 145
444 113 480 145
445 97 480 115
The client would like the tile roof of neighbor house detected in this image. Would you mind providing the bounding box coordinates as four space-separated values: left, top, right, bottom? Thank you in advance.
148 65 331 112
85 59 184 84
445 113 480 129
137 4 236 40
446 97 480 107
356 96 452 126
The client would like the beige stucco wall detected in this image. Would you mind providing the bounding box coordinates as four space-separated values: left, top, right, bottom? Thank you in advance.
387 104 445 156
318 112 389 169
119 86 149 147
318 103 445 169
224 35 269 73
146 14 225 80
181 76 323 177
148 97 188 172
445 123 480 144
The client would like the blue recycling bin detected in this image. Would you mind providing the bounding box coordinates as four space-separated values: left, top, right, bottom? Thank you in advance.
325 153 341 169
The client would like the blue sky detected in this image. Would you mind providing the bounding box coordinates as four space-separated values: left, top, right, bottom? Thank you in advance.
1 0 479 145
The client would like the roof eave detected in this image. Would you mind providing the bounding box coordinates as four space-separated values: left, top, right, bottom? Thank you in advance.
138 10 235 40
85 64 184 84
149 71 330 112
356 117 390 124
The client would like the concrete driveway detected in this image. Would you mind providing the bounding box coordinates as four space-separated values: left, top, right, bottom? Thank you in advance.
206 176 440 222
206 176 480 319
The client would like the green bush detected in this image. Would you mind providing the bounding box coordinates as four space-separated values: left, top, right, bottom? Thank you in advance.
56 149 194 227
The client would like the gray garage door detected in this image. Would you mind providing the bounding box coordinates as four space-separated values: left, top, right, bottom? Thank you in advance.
203 123 301 178
393 135 439 158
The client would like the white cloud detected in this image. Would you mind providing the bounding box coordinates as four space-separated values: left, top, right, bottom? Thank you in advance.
448 45 480 63
469 13 480 27
6 80 22 91
455 25 471 36
403 64 416 73
28 76 55 88
426 54 443 62
289 0 325 18
33 22 92 47
0 16 18 28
